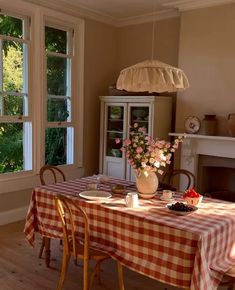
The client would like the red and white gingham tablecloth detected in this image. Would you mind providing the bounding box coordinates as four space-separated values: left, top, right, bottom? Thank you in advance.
24 176 235 290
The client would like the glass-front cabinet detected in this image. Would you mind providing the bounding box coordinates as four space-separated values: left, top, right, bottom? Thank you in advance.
99 96 172 181
129 106 150 133
106 105 125 158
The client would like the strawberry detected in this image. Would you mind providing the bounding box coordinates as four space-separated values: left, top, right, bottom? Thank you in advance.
183 188 201 198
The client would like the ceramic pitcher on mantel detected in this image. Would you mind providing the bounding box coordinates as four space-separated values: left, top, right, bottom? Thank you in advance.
228 114 235 137
201 114 217 136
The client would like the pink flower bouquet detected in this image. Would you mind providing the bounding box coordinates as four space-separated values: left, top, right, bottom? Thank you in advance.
115 123 183 175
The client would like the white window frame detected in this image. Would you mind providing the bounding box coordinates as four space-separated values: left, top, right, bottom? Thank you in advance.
38 8 84 174
0 1 84 194
44 22 74 166
0 11 33 174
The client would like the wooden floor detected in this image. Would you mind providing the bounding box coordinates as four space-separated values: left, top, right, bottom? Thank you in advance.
0 220 228 290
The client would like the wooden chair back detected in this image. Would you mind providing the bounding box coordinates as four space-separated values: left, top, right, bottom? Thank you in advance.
220 265 235 290
38 165 66 260
54 194 122 290
55 194 89 260
39 165 66 185
161 169 196 191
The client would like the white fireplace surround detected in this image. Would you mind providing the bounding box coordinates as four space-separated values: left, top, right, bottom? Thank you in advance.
169 133 235 191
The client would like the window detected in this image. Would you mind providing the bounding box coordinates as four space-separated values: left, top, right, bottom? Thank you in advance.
0 13 32 174
44 25 74 165
0 4 84 193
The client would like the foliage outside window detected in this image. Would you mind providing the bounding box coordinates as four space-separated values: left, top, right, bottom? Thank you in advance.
45 25 74 165
0 13 31 174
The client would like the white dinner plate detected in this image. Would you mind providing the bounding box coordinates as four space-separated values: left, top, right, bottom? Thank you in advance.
79 190 112 201
166 203 198 215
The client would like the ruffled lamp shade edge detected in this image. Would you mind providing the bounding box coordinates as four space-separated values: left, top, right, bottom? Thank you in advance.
116 59 190 93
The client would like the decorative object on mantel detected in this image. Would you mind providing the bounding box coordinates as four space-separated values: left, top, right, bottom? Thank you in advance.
184 116 201 134
115 123 183 198
116 60 190 93
201 114 217 136
228 113 235 137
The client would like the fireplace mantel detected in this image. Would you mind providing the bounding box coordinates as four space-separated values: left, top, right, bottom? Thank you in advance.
169 133 235 143
169 133 235 190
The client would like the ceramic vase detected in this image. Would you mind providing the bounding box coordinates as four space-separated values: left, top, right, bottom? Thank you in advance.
201 114 217 136
136 170 159 195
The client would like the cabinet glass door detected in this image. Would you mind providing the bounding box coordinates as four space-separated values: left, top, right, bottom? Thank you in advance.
127 104 151 181
129 105 150 132
106 105 124 158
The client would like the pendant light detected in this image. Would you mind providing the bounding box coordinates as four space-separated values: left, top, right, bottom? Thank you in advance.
116 5 189 93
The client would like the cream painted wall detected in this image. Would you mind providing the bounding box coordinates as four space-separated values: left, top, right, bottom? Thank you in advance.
83 18 180 177
0 189 31 212
83 18 118 176
177 3 235 135
117 17 180 71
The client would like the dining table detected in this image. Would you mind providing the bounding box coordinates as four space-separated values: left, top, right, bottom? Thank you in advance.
24 175 235 290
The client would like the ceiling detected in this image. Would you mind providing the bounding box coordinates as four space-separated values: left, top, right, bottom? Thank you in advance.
25 0 235 26
61 0 173 19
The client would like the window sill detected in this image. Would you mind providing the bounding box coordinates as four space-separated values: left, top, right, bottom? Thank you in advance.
0 166 84 194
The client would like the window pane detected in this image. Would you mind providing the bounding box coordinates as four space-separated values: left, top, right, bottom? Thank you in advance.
47 56 69 96
3 94 26 116
45 26 67 54
0 123 23 173
0 95 2 115
47 97 70 122
45 127 67 165
0 14 23 38
3 41 24 92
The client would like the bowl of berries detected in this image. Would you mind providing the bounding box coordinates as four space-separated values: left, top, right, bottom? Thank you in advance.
183 188 203 206
166 202 198 215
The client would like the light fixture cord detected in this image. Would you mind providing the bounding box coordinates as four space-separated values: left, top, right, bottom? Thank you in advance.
151 19 155 60
151 1 157 60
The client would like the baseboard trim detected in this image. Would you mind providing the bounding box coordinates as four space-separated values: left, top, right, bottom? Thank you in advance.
0 206 28 226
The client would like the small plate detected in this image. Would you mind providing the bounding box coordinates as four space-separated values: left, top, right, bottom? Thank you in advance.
79 190 112 201
160 196 174 202
166 203 198 215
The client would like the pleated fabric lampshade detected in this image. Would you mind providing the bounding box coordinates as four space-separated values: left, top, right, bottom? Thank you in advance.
116 59 189 93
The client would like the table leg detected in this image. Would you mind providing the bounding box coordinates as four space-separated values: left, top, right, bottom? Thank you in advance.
117 262 125 290
44 237 51 267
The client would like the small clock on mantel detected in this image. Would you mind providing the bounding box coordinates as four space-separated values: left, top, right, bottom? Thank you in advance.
184 116 201 134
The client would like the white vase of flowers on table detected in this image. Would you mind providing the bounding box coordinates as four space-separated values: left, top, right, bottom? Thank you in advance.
116 123 183 198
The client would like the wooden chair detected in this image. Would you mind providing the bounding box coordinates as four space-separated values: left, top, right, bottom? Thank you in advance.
39 164 66 185
55 194 125 290
161 169 196 192
220 266 235 290
38 165 66 259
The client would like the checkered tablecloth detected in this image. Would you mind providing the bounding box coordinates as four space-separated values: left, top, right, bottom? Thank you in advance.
24 175 235 290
